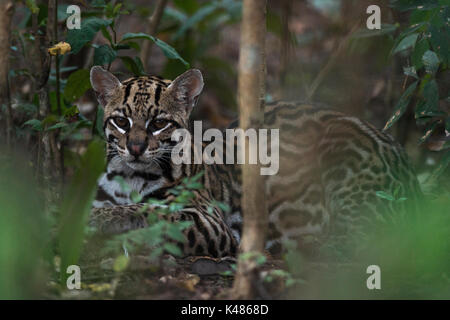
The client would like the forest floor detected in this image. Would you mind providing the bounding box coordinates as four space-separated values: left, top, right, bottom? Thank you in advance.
46 253 288 300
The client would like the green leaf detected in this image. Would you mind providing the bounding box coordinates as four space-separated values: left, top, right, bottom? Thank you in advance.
352 23 398 38
114 176 131 193
164 7 188 23
91 0 106 8
393 33 419 54
167 224 186 242
375 191 395 201
64 105 79 118
414 99 445 119
94 44 117 66
100 26 113 44
117 41 140 51
418 120 440 145
130 190 143 203
22 119 43 131
422 50 440 74
163 243 183 256
172 3 219 40
59 139 106 285
63 69 92 102
423 79 439 111
25 0 39 14
119 56 145 76
120 32 189 67
113 255 129 272
429 24 449 65
411 38 429 70
390 1 440 12
384 80 419 130
46 122 68 131
113 3 122 16
66 18 112 54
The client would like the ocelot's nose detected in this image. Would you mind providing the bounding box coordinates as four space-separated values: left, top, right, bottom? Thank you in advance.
127 141 147 157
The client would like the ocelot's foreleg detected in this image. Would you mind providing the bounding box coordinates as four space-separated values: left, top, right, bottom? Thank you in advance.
89 204 238 258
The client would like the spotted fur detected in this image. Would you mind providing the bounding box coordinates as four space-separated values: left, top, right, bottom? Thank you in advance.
89 67 421 258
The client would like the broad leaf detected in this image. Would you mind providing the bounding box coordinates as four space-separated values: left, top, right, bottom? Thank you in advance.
418 120 440 144
66 18 112 54
63 69 92 102
393 33 419 54
172 3 219 40
423 79 439 111
422 50 440 74
119 56 145 76
375 191 395 201
411 38 429 70
163 243 183 257
93 44 117 66
23 119 43 131
120 32 189 67
352 24 398 39
384 80 418 130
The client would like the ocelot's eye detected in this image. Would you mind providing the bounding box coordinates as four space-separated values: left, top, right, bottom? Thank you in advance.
152 119 169 130
113 117 129 130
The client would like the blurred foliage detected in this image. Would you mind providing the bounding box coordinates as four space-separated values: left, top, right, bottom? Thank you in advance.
58 139 105 285
288 195 450 299
0 152 48 299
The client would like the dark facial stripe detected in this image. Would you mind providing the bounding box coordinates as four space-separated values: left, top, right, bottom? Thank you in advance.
154 84 162 106
123 83 132 105
125 103 132 117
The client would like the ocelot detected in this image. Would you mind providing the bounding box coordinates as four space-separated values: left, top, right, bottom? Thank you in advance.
89 66 422 258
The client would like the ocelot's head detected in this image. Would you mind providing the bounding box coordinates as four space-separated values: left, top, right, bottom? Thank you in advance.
90 66 203 171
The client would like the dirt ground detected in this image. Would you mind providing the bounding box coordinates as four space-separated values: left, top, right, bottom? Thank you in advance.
46 252 290 300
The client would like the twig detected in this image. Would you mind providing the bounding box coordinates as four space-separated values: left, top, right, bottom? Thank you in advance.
306 24 359 102
140 0 168 71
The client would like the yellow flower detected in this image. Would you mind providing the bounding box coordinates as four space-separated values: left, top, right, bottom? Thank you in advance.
48 42 71 56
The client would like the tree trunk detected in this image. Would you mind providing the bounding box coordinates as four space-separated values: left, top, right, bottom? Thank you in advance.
231 0 267 300
0 0 14 148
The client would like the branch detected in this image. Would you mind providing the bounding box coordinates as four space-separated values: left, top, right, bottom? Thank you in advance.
140 0 168 71
306 24 359 101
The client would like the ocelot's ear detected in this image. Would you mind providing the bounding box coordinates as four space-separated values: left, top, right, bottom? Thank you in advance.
90 66 121 107
167 69 204 112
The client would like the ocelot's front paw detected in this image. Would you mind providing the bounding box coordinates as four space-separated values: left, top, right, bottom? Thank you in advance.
89 206 149 234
